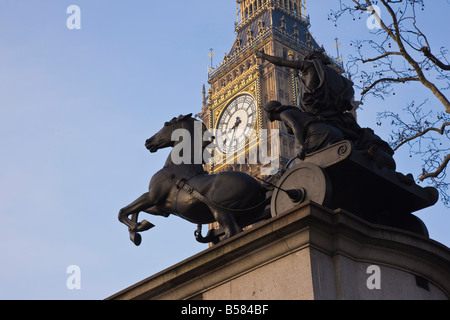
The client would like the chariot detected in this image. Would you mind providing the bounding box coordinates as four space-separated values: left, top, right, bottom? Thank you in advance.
270 140 438 236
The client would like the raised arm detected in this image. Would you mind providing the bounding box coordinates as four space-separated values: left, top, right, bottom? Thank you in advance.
256 51 310 72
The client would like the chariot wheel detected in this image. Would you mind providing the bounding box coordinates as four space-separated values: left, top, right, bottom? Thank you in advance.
271 162 332 217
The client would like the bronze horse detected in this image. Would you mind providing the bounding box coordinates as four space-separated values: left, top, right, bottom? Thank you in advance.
118 114 268 246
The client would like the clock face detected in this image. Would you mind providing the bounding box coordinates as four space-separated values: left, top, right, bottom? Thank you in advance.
216 94 257 154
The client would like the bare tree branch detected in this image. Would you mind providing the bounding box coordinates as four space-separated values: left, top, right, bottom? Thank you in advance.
332 0 450 113
393 122 450 151
331 0 450 205
421 47 450 71
378 0 450 113
362 77 420 96
420 154 450 181
361 51 403 63
377 100 450 206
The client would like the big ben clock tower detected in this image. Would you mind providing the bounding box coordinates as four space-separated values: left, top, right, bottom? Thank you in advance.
199 0 337 177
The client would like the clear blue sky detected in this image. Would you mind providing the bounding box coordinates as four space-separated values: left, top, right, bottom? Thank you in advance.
0 1 448 299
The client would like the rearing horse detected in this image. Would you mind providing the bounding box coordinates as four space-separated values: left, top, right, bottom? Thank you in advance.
118 114 268 246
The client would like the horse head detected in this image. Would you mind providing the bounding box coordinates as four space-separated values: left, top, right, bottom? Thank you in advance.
145 113 207 153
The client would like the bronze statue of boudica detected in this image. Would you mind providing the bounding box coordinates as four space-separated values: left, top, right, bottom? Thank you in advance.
118 49 439 246
118 114 269 246
256 49 437 237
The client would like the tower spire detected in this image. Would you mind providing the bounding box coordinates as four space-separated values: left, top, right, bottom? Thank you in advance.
208 48 215 72
334 37 343 68
202 84 207 106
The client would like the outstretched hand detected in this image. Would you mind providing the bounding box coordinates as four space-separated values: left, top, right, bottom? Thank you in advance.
255 50 265 59
297 147 306 160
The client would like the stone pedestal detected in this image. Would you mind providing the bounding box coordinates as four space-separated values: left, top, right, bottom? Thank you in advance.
108 202 450 300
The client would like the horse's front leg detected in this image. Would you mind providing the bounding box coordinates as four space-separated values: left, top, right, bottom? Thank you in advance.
118 192 154 230
118 192 155 245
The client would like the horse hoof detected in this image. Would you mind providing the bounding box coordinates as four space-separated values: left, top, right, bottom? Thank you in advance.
130 232 142 246
138 220 155 232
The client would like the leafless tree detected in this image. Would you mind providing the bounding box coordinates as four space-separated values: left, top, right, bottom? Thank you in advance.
329 0 450 205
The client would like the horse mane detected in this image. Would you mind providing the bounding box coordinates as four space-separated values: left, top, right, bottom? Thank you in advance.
164 113 194 127
163 113 209 139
